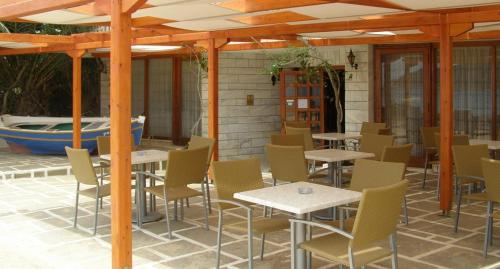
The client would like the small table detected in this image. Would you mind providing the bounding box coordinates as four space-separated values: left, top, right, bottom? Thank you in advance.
100 149 169 226
234 182 362 269
305 149 374 187
312 132 362 149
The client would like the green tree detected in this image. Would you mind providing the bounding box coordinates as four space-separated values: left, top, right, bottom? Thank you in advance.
0 22 103 116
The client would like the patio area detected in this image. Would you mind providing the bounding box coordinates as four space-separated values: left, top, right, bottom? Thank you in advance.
1 169 499 269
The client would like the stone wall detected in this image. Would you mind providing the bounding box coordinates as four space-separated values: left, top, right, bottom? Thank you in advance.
200 45 373 160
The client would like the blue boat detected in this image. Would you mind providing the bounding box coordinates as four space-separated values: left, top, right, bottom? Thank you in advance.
0 115 145 155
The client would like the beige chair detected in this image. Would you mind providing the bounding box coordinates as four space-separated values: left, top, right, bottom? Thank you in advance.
212 158 289 269
270 134 305 147
266 144 326 185
480 158 500 257
142 146 210 239
345 159 408 224
187 135 215 213
381 144 414 224
359 133 395 161
66 146 111 235
360 122 386 135
433 133 470 199
291 180 408 269
453 144 489 233
421 127 439 188
285 126 315 151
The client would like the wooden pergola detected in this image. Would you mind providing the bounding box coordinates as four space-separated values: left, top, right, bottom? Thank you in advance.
1 0 500 268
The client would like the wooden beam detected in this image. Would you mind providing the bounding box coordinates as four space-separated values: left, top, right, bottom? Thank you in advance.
109 0 134 268
439 14 453 213
122 0 147 13
207 38 219 161
0 0 94 19
67 49 85 149
143 58 150 137
196 38 229 49
172 56 182 145
0 33 73 44
336 0 411 10
450 23 473 37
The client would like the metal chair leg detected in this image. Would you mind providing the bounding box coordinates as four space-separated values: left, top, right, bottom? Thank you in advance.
164 190 172 239
423 152 429 188
390 233 398 269
186 198 190 208
403 196 409 225
174 200 178 221
348 247 355 269
93 188 99 236
484 201 493 257
490 202 495 246
216 210 223 269
290 221 296 269
247 209 254 269
180 199 184 221
201 182 209 230
73 183 80 228
205 175 212 214
260 234 265 260
454 185 463 233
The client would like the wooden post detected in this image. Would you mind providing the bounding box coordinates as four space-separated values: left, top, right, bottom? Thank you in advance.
439 14 454 212
208 39 219 160
143 58 149 137
67 50 85 149
172 56 182 144
109 0 145 268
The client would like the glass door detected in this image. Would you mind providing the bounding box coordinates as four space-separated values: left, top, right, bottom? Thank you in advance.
375 46 432 162
280 70 324 133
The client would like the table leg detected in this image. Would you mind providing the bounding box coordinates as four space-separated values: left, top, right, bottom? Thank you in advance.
134 163 163 227
313 162 336 221
149 162 156 211
294 213 307 269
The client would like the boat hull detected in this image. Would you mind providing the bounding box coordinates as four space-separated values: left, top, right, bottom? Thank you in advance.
0 117 144 155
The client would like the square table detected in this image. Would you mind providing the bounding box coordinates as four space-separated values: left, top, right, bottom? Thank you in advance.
235 182 362 269
305 149 375 187
100 149 169 226
312 132 362 149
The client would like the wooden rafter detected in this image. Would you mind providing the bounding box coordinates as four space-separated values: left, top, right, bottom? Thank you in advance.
0 33 73 44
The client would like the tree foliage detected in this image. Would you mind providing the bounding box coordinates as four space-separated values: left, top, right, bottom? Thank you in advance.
0 22 103 116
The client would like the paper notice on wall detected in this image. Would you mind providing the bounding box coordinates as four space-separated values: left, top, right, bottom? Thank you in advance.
298 99 308 109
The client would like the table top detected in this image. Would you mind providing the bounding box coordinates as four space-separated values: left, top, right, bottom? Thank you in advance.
305 148 374 162
234 182 362 214
470 139 500 150
100 149 169 165
312 132 362 141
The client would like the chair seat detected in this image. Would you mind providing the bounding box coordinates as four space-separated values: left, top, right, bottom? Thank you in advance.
462 192 489 201
225 215 289 234
299 233 392 266
459 177 483 185
144 185 202 201
79 184 111 198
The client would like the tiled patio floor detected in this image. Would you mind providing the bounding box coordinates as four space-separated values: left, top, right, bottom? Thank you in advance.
1 169 500 269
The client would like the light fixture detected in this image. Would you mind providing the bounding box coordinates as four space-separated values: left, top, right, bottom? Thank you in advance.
367 31 395 36
347 49 358 70
131 45 182 52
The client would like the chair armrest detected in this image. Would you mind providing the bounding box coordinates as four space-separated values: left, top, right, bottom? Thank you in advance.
212 198 253 212
456 175 484 182
289 219 354 239
135 171 165 182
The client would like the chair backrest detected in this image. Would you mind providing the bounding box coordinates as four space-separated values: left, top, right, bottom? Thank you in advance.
65 146 98 186
381 144 414 169
349 159 406 192
285 126 314 151
266 144 309 183
350 180 408 249
377 128 392 135
212 158 264 209
421 126 439 149
434 133 470 149
165 146 209 188
96 136 111 156
270 134 305 147
285 121 308 128
97 135 136 156
359 133 395 161
452 144 489 179
360 122 386 135
187 135 215 165
481 158 500 202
